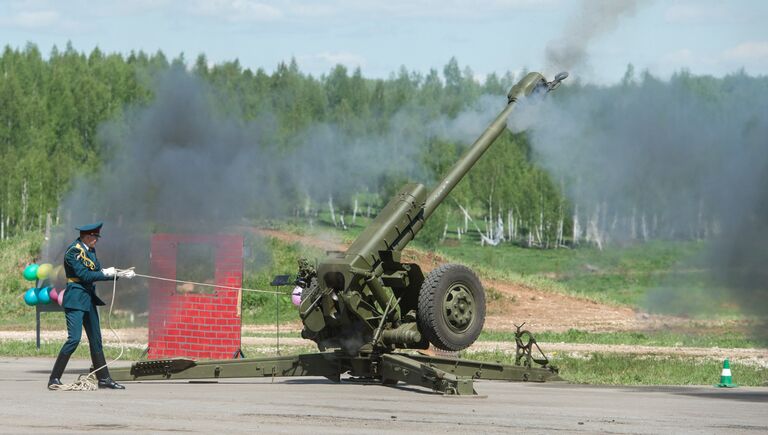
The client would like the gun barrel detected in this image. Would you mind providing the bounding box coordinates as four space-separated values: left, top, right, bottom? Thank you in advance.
424 71 554 220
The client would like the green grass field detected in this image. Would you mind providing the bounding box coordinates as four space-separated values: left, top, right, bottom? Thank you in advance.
240 235 325 325
462 349 766 386
479 328 761 349
1 226 765 387
0 232 44 322
274 217 751 320
436 239 707 306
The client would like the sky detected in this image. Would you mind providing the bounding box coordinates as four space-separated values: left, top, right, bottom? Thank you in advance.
1 0 767 83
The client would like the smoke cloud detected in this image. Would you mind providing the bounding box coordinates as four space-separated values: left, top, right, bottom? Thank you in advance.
511 71 768 338
43 66 477 311
545 0 645 74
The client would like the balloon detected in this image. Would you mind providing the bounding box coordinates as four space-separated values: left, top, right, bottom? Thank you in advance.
36 287 51 304
291 286 302 307
23 288 38 306
57 289 66 306
48 288 59 304
23 264 39 281
36 263 53 280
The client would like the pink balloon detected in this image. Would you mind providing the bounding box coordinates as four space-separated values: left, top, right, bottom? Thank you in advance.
57 289 65 306
48 288 59 304
291 286 302 307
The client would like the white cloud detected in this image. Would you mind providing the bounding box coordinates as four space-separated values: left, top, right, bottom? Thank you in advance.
190 0 283 22
348 0 558 18
274 0 560 20
108 0 174 16
12 9 60 28
661 48 697 65
654 41 768 78
663 3 726 24
724 41 768 62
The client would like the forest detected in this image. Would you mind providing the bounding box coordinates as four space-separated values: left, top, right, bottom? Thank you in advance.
1 42 766 249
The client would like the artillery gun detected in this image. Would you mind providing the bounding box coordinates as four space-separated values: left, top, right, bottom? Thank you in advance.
296 71 568 354
111 71 568 395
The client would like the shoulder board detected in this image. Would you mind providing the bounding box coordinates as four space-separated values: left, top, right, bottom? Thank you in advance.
69 243 96 270
66 243 83 255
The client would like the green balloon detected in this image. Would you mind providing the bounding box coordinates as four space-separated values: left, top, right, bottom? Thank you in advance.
23 264 39 281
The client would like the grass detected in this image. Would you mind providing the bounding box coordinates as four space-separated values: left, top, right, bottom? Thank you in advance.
0 339 316 362
0 232 44 322
4 311 145 331
0 216 748 319
271 217 718 310
241 328 762 349
241 235 325 325
0 339 146 361
479 328 762 349
1 225 765 387
462 349 767 386
436 239 707 306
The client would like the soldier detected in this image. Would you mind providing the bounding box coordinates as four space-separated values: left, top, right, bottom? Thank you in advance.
48 222 135 390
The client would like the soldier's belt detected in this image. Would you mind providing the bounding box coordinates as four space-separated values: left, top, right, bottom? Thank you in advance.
67 277 81 283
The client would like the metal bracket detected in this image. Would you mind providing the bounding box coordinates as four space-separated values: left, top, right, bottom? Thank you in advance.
514 323 557 373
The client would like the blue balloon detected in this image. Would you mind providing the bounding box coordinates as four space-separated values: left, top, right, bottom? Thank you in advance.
36 287 51 304
23 288 38 306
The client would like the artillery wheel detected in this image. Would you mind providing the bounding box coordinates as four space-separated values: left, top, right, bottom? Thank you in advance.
417 264 485 351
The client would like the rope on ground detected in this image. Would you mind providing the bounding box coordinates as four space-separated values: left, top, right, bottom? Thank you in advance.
49 270 126 391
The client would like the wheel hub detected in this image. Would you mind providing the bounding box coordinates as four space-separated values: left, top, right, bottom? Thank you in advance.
443 283 475 333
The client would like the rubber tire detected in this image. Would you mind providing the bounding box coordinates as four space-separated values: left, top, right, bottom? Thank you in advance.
417 264 485 351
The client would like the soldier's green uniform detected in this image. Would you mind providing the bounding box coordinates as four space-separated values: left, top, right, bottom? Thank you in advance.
48 222 125 390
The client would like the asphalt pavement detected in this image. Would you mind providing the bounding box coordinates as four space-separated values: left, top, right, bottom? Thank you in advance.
0 357 766 434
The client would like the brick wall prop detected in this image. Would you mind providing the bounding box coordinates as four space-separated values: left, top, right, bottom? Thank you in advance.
148 233 243 360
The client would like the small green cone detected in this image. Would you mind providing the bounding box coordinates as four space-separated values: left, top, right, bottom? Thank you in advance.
715 358 738 388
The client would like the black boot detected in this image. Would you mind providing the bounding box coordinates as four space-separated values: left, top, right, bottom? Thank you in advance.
92 351 125 390
48 353 71 390
97 377 125 389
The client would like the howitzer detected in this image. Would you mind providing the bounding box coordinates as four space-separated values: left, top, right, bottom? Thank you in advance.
111 71 568 395
297 71 569 353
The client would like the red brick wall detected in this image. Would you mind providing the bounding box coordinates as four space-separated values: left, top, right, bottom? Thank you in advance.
148 234 243 360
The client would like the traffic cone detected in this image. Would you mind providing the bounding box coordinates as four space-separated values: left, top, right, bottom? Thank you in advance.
715 358 738 388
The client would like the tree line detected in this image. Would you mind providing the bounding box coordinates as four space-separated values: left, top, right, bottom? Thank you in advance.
2 42 762 249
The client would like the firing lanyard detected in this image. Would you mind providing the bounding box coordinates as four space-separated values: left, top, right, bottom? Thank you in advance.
133 272 287 296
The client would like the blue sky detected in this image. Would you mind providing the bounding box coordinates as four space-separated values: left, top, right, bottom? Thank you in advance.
1 0 766 83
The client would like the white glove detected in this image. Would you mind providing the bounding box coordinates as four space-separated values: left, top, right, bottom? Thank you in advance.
118 269 136 279
102 267 117 277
